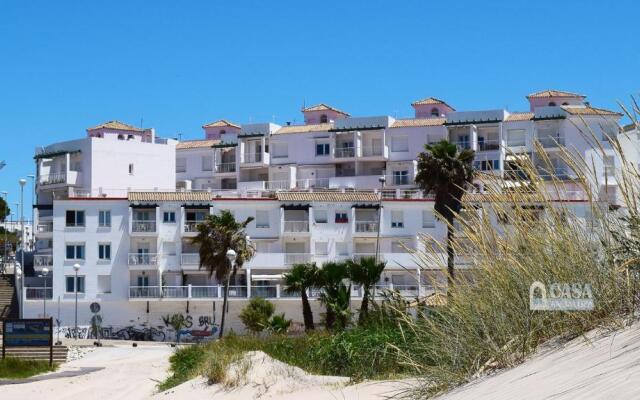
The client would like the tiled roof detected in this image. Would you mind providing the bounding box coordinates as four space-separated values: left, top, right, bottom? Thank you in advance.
176 139 220 149
276 191 379 203
128 192 212 202
301 103 350 116
274 123 333 135
390 118 446 128
526 90 585 99
202 119 240 129
505 112 534 122
411 97 454 110
561 106 622 117
87 120 145 132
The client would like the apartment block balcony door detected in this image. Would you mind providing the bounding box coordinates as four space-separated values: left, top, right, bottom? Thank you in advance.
137 275 149 287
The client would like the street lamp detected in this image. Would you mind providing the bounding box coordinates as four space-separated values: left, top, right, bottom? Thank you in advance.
19 178 26 318
375 176 386 264
40 267 49 317
1 191 7 274
15 266 22 317
73 263 81 340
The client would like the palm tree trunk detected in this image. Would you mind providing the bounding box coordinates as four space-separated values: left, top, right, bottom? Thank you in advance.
218 273 231 339
446 217 455 292
301 290 314 331
358 287 370 324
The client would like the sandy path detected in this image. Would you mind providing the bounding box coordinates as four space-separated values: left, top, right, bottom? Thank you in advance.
0 345 173 400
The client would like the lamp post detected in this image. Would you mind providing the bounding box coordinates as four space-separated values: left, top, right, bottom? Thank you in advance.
15 265 22 316
1 191 7 274
40 267 49 317
73 263 80 339
19 179 26 318
374 176 386 264
27 175 35 251
221 249 237 339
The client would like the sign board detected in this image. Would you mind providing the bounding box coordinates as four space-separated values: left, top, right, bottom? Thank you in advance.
90 302 101 313
2 318 54 365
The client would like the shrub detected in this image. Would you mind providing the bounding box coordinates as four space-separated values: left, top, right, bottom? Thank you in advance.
239 297 275 333
267 313 292 334
0 358 57 379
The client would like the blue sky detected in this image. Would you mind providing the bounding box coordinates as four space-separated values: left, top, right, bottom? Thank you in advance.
1 0 638 210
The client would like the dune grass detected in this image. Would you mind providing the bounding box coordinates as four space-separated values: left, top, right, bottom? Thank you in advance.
0 358 57 379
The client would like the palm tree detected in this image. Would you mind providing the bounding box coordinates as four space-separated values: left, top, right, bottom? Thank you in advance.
348 256 386 324
283 262 318 331
191 210 255 338
415 140 475 287
316 261 350 330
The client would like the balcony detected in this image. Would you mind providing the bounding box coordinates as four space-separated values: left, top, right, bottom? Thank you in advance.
453 141 472 151
36 222 53 235
216 162 236 173
38 171 82 187
129 286 161 299
128 253 158 267
183 220 203 234
242 153 263 164
33 255 53 269
478 139 501 152
361 146 384 157
335 147 355 158
353 252 376 262
132 220 156 233
191 286 219 299
283 220 309 233
537 135 564 148
25 287 53 300
162 286 189 299
181 253 200 265
251 286 278 298
355 221 378 233
284 253 311 265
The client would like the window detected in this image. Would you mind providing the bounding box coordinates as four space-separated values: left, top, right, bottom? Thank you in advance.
98 243 111 260
422 211 435 228
391 136 409 152
65 210 85 227
604 156 615 177
128 163 134 175
98 210 111 227
66 244 85 260
431 107 440 117
316 143 330 156
320 114 328 123
315 242 329 256
220 129 226 135
335 212 348 223
336 242 348 256
163 211 176 223
127 134 134 140
391 210 404 228
474 160 501 171
202 155 213 171
393 170 409 185
271 143 288 159
314 210 328 223
117 134 124 140
255 210 269 228
176 158 186 173
65 276 85 293
507 129 526 147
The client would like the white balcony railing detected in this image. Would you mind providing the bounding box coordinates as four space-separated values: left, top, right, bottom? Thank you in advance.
285 253 312 265
33 254 53 267
335 147 355 158
355 221 378 233
361 146 384 157
129 286 161 298
39 172 67 185
191 286 219 298
181 253 200 265
132 220 156 233
284 220 309 232
183 220 203 233
36 222 53 233
162 286 189 298
128 253 158 266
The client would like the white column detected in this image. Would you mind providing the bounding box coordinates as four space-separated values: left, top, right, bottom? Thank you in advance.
246 268 251 298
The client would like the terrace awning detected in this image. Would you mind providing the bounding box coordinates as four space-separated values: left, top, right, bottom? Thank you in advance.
251 274 283 281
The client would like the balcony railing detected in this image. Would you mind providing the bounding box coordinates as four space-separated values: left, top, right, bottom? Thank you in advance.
129 286 161 298
162 286 189 298
453 140 472 150
361 146 383 157
284 220 309 232
353 253 376 262
128 253 158 266
335 147 355 158
478 139 501 151
251 286 278 298
537 135 564 148
243 153 263 163
216 162 236 173
224 285 248 298
285 253 311 265
183 220 203 233
355 221 378 233
36 222 53 233
181 253 200 265
25 287 52 300
33 255 53 267
39 172 67 185
191 286 219 298
132 220 156 233
296 178 330 189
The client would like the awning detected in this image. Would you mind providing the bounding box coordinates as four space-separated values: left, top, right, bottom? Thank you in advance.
251 274 284 281
281 204 311 210
352 204 380 209
34 149 81 160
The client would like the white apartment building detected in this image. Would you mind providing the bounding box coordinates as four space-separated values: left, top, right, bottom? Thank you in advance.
23 90 635 337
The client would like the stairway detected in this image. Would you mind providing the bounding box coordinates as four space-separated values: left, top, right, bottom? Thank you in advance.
0 274 19 333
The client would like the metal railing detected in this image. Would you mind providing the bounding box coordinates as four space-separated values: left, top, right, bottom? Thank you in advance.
191 286 219 298
285 253 311 264
355 221 378 233
284 220 309 232
132 220 156 232
251 286 278 298
162 286 189 298
25 287 52 300
477 139 501 151
243 153 263 163
36 222 53 233
453 140 472 150
216 162 236 173
181 253 200 265
296 178 330 189
33 255 53 267
129 286 161 298
39 172 67 185
225 285 248 298
335 147 355 158
128 253 158 266
183 220 203 233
